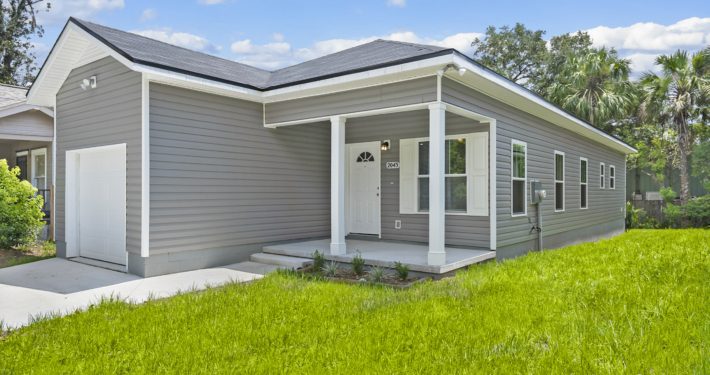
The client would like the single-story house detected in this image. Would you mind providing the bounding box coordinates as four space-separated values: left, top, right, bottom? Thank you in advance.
26 18 635 277
0 84 54 229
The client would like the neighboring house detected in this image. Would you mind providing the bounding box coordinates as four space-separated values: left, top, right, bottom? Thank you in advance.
26 18 635 277
0 84 54 229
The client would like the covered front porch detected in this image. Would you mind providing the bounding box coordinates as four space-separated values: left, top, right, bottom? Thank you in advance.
266 71 498 270
263 238 495 274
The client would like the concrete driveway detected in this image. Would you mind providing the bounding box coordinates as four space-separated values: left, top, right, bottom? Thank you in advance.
0 258 264 329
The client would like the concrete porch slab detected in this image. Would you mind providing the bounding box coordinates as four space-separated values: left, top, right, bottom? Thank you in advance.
263 239 496 274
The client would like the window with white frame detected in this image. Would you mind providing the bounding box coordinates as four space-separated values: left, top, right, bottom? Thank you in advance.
399 133 488 216
417 138 467 212
554 151 565 212
600 162 605 189
30 148 47 189
609 165 615 189
511 140 527 216
580 157 588 209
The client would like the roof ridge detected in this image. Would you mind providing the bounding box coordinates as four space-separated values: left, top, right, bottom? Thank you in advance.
269 39 385 74
377 39 447 52
71 18 272 74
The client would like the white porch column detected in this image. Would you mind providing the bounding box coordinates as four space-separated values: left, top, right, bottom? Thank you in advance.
428 102 446 265
330 115 347 255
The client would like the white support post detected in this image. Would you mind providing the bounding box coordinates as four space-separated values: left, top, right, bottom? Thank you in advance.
428 102 446 265
330 115 347 255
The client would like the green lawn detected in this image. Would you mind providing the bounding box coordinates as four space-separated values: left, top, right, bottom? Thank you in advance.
1 230 708 373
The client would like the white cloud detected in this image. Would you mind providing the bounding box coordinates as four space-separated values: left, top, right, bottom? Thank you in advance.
625 53 662 74
583 17 710 76
586 17 710 51
229 31 483 70
272 33 285 42
140 8 157 22
133 29 221 53
387 0 406 7
38 0 124 25
198 0 226 4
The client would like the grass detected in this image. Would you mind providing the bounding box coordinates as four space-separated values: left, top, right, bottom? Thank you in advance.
0 241 55 269
1 230 708 373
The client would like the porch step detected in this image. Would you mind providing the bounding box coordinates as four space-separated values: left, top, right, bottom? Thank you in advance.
249 253 313 269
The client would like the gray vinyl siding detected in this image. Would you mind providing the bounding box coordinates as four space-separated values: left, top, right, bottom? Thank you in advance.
0 110 53 139
55 56 142 254
149 83 330 255
346 110 490 248
265 77 436 124
441 78 626 249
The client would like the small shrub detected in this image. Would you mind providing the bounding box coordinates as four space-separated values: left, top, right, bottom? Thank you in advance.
662 204 682 228
0 159 45 248
393 262 409 281
625 202 658 229
682 195 710 228
368 266 386 283
312 250 326 273
659 187 676 203
322 261 339 277
352 252 365 276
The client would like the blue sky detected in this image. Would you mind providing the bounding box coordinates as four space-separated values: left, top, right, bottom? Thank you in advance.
33 0 710 75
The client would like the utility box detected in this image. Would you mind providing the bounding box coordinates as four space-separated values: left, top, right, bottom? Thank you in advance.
530 180 546 204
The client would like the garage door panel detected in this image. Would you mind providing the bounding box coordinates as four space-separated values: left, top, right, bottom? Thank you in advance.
76 145 127 265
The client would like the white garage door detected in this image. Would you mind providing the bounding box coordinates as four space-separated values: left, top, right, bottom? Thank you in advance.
76 145 126 265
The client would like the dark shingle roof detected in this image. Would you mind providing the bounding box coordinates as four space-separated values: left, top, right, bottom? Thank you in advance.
71 18 453 91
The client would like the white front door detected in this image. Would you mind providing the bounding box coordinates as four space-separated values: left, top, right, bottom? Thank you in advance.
347 142 380 235
76 145 127 265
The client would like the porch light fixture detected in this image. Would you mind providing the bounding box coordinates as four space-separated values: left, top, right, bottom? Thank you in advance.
381 140 390 151
80 76 97 90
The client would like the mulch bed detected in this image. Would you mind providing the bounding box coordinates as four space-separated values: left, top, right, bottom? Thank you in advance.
300 265 429 289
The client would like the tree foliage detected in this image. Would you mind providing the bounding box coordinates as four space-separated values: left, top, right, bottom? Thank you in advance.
470 23 548 89
0 159 45 248
0 0 50 86
545 48 635 132
638 48 710 202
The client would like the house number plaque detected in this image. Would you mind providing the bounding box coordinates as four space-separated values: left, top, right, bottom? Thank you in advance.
385 161 400 169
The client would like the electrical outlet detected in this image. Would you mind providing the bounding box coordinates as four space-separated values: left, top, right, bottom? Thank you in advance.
394 220 401 229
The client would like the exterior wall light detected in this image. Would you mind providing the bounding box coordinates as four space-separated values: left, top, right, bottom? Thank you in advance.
381 140 390 151
79 76 97 90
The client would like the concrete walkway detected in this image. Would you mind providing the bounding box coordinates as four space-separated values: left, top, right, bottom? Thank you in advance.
0 258 265 329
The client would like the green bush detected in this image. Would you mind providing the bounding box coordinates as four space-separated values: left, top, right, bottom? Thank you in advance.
659 187 676 203
393 261 409 281
352 252 365 276
0 159 45 248
662 204 682 228
625 202 658 229
682 195 710 228
311 250 326 273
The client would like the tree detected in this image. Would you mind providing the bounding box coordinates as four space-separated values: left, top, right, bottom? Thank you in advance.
470 23 548 89
545 48 635 132
536 31 593 93
639 48 710 203
0 0 50 86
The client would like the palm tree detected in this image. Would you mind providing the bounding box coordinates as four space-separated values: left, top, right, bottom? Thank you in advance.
545 48 635 132
639 48 710 203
